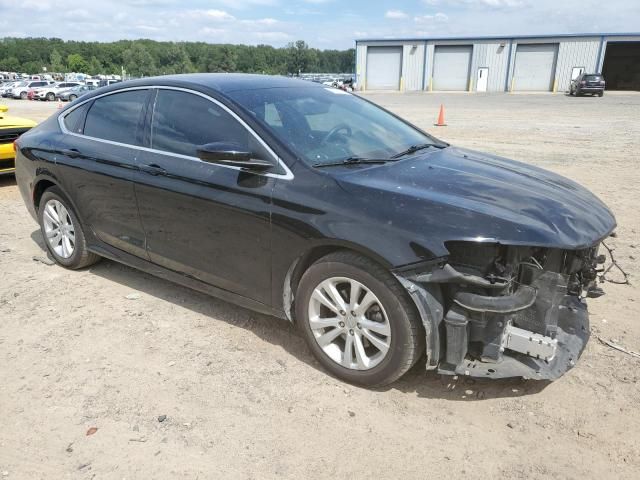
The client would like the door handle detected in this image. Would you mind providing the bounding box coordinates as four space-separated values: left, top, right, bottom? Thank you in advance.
139 163 167 176
61 148 81 158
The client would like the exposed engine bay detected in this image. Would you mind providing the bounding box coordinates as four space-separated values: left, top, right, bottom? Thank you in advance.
396 240 611 380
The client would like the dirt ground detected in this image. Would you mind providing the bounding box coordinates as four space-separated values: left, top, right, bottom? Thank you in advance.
1 92 639 479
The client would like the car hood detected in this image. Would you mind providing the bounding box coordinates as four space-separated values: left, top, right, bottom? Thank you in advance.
336 146 616 252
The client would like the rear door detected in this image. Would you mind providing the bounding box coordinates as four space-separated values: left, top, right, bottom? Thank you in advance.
133 87 279 304
55 88 150 258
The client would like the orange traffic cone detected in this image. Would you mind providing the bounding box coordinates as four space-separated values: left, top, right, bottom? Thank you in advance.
57 99 63 110
434 104 447 126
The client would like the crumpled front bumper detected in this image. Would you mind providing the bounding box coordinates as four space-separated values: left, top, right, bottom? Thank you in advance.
396 266 592 381
447 295 589 380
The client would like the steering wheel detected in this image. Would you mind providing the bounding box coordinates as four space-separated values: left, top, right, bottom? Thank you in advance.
320 123 352 145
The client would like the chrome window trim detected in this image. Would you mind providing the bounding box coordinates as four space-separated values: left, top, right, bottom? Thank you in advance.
57 85 294 180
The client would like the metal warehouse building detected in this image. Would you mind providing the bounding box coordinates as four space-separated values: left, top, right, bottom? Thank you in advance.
355 33 640 92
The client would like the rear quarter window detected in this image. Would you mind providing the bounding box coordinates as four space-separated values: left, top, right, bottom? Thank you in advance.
63 103 91 134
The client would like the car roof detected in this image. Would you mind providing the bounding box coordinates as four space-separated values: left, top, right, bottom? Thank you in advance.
95 73 322 95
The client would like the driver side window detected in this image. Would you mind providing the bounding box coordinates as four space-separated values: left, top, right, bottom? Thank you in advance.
151 89 264 159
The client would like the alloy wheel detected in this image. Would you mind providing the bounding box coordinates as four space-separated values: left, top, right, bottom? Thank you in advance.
308 276 391 370
42 199 76 258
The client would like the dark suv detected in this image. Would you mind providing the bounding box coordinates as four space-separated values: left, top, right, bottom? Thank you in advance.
570 73 605 97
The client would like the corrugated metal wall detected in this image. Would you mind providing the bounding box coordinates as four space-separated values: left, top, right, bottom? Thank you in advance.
355 41 425 91
555 38 601 91
356 35 639 93
471 40 511 92
401 43 425 91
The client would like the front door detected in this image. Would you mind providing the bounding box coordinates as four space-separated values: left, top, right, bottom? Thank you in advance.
477 67 489 92
133 88 276 305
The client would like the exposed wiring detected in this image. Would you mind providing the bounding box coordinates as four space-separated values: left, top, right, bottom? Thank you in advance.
600 241 631 285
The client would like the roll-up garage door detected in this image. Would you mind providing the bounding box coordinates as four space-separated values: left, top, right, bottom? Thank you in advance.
432 45 472 91
512 44 558 91
366 46 402 90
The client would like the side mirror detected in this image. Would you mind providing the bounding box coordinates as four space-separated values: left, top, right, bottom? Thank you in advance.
196 142 274 171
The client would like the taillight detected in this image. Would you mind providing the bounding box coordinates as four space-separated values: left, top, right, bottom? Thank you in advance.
600 80 605 85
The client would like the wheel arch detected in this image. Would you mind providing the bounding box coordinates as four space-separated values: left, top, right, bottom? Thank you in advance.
281 241 396 324
32 177 80 220
33 178 58 212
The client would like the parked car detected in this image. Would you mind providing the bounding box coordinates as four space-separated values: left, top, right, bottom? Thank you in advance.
34 82 83 101
11 80 54 99
98 79 121 87
0 82 19 97
57 84 96 102
570 73 605 96
0 104 37 175
14 74 616 386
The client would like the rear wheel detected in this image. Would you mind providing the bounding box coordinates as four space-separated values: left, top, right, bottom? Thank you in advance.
38 187 100 269
296 251 424 387
46 92 55 101
69 94 77 101
19 91 27 100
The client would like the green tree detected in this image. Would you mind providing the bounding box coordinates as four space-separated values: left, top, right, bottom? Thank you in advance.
286 40 315 74
122 44 156 77
0 37 355 76
49 49 64 72
87 56 102 75
158 44 194 74
66 53 89 72
0 56 20 72
218 46 238 72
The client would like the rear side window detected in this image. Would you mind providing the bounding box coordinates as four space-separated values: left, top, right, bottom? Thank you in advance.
63 103 90 134
150 89 255 157
84 90 147 146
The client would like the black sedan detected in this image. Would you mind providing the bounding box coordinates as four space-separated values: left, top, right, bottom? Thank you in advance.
14 74 616 386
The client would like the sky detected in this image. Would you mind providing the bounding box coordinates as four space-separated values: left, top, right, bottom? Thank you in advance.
0 0 638 49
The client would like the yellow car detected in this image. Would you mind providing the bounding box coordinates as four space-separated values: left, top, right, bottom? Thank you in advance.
0 104 37 175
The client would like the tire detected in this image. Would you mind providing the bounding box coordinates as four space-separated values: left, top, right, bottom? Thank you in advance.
69 94 77 101
38 187 100 269
295 251 424 387
46 92 55 101
19 91 27 100
575 89 581 97
598 92 604 97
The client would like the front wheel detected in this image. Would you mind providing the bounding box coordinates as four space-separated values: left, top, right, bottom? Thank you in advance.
295 251 424 387
38 187 100 269
19 91 27 100
46 92 55 101
69 94 77 101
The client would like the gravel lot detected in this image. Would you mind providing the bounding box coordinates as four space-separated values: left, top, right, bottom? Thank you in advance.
1 92 639 479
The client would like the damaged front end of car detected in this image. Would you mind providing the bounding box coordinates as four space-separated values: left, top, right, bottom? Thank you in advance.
395 240 610 380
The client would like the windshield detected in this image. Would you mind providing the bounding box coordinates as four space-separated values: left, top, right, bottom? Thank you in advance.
229 86 440 166
585 75 602 81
